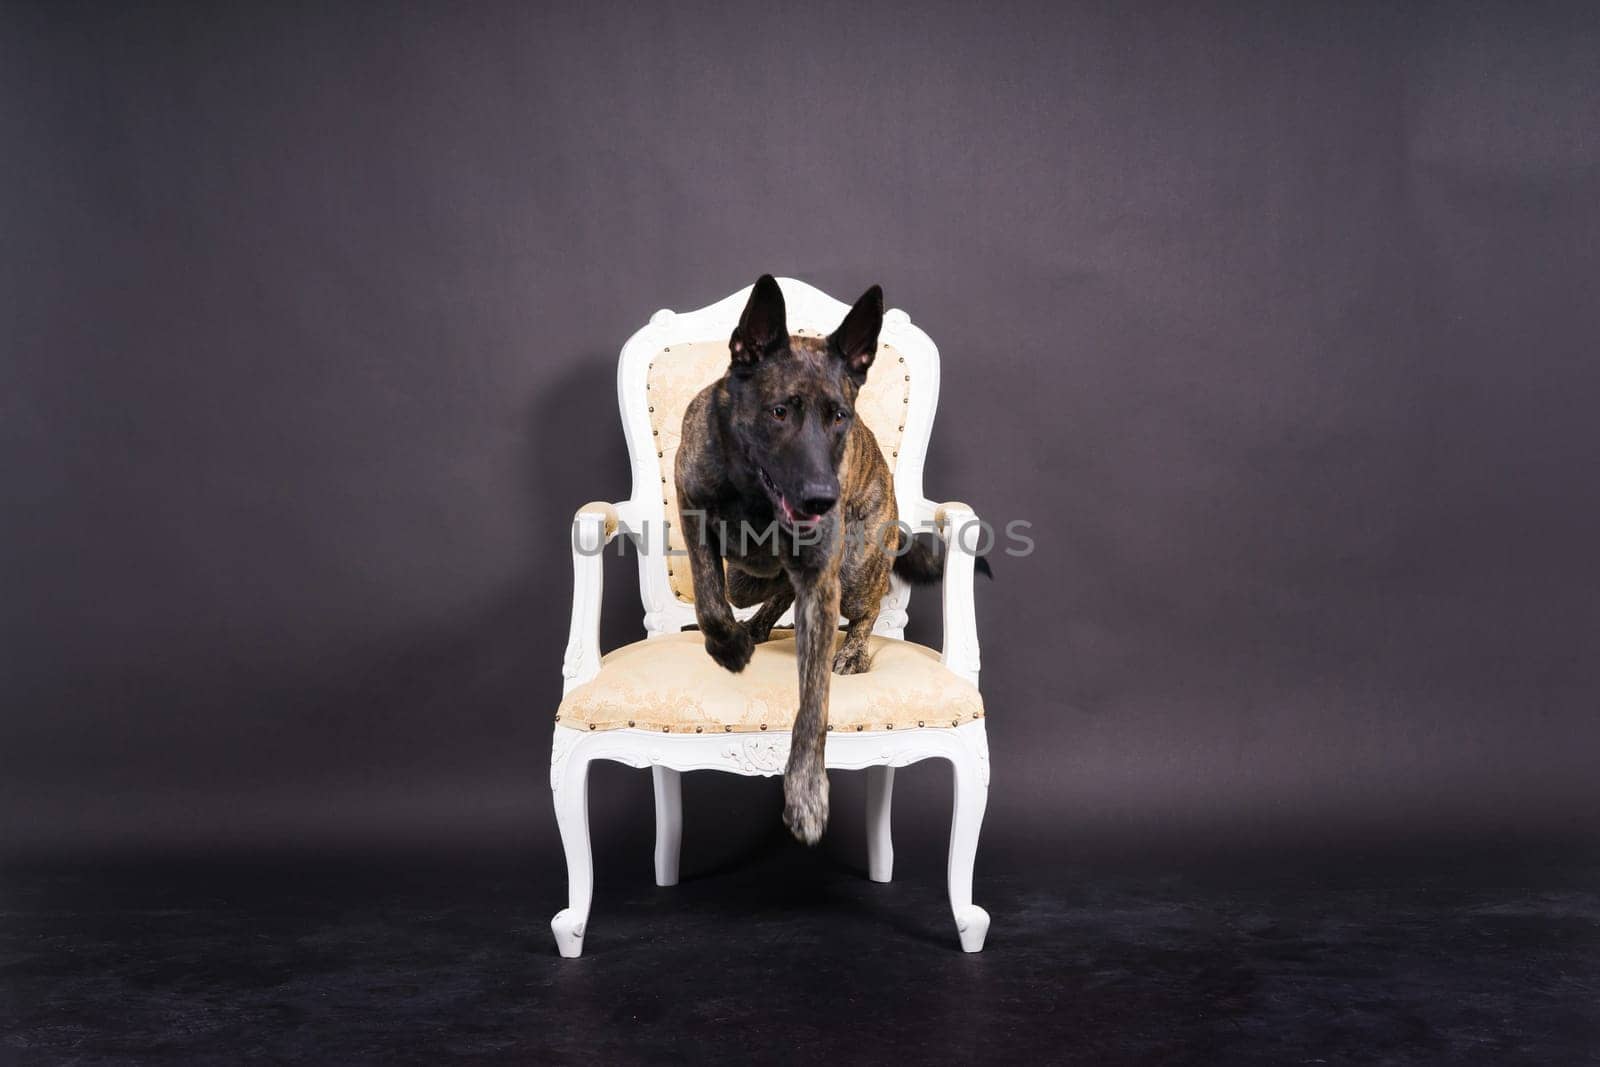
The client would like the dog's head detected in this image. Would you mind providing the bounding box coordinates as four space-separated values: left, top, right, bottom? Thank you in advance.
724 274 883 532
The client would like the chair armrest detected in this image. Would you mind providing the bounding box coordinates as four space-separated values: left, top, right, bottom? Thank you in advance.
924 499 983 686
561 501 623 694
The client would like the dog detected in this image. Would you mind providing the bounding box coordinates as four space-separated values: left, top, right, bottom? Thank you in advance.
674 275 963 843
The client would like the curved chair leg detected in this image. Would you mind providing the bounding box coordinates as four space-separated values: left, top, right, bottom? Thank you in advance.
652 767 682 887
947 732 990 952
550 734 593 958
866 765 895 883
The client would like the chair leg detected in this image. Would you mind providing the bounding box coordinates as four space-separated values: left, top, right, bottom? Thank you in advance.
652 767 682 887
947 738 990 952
550 736 593 958
866 765 895 883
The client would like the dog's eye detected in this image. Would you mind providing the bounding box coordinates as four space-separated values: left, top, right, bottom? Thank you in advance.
770 405 787 421
833 410 847 425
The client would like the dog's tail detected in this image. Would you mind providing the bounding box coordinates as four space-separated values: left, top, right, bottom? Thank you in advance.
893 528 994 584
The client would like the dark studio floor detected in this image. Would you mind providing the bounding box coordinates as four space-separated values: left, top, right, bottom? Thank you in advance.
2 833 1597 1065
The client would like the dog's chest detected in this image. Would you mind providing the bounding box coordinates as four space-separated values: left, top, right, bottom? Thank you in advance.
696 497 825 578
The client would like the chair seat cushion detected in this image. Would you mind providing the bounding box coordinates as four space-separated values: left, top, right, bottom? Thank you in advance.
558 631 984 734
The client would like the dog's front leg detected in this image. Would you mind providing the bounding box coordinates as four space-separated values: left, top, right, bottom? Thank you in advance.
783 568 839 844
681 505 753 673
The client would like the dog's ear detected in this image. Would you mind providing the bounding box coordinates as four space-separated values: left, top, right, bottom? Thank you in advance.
828 284 883 383
730 275 788 374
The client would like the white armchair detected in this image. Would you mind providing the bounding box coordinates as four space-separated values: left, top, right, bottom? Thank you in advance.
550 279 991 956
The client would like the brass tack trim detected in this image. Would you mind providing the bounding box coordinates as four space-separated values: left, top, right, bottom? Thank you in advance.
628 720 635 727
952 719 959 727
662 726 670 733
855 725 863 732
918 719 925 727
648 405 654 412
554 714 561 721
695 726 703 733
724 724 733 732
760 723 768 731
589 723 596 731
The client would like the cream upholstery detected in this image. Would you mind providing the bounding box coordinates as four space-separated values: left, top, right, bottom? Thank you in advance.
932 501 976 525
575 500 620 539
558 631 984 734
646 335 912 602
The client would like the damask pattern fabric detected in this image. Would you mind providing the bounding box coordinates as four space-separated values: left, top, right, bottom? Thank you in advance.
558 631 984 734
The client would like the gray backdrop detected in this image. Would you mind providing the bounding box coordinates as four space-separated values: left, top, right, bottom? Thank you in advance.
3 1 1597 861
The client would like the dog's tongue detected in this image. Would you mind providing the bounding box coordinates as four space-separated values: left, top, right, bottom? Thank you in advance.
779 497 818 528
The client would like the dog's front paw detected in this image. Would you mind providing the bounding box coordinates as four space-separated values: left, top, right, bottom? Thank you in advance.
782 763 829 845
703 623 754 673
832 645 870 675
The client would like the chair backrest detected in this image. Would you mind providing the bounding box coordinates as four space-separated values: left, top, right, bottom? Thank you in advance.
615 278 941 638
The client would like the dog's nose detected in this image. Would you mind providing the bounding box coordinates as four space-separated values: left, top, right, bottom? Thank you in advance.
800 486 838 517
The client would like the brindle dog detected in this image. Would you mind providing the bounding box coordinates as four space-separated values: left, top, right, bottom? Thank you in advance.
675 275 951 843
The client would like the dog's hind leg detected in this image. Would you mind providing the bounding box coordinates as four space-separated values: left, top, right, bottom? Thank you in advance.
745 590 794 644
726 569 794 644
832 596 879 675
832 552 889 676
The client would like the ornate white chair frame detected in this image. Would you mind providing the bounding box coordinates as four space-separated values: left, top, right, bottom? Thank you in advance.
552 278 990 956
